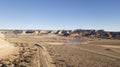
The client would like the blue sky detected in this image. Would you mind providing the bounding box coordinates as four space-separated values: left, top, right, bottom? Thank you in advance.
0 0 120 31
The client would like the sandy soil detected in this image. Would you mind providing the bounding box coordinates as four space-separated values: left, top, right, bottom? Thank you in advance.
101 45 120 48
0 33 18 59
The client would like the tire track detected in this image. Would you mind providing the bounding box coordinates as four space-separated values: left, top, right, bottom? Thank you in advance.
70 46 120 59
34 44 55 67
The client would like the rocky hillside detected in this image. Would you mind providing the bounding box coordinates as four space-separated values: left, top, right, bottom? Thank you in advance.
0 29 120 39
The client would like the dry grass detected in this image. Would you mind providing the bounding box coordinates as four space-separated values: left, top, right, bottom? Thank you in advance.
0 35 38 67
90 39 120 45
4 34 120 67
46 45 120 67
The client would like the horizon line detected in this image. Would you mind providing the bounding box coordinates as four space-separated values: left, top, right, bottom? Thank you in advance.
0 28 120 32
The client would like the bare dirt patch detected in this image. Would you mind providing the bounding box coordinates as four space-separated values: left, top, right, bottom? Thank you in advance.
0 33 19 59
101 45 120 48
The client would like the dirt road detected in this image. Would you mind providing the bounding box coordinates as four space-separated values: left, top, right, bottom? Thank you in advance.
34 44 55 67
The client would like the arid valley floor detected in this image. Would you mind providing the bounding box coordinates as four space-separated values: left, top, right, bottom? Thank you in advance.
0 30 120 67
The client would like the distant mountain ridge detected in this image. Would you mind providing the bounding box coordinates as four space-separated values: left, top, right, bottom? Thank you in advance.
0 29 120 39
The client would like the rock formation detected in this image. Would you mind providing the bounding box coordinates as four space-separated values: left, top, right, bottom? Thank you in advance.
0 29 119 39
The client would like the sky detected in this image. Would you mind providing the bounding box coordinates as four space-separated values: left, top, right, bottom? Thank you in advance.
0 0 120 31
